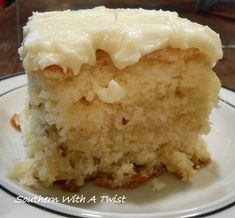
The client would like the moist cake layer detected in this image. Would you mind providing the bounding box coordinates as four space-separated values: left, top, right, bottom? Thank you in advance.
10 47 220 188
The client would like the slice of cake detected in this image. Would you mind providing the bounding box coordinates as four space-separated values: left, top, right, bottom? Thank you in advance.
10 7 222 189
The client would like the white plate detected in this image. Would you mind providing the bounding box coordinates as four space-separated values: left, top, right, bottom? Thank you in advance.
1 73 235 218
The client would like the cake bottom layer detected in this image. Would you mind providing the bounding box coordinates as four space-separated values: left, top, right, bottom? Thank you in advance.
10 127 210 190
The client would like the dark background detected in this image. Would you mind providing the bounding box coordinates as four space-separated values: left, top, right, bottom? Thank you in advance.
0 0 235 89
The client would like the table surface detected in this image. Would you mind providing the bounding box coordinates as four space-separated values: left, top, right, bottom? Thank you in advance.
0 0 235 90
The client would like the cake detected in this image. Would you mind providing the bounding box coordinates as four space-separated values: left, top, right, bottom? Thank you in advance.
9 7 222 189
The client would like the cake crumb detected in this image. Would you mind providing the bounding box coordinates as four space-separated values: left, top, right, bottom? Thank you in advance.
10 113 21 131
152 178 166 191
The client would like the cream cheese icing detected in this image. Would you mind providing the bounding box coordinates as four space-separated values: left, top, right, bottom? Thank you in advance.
19 6 223 75
92 79 126 103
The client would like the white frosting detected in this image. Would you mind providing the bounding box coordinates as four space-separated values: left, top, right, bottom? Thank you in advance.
92 79 126 103
19 7 223 74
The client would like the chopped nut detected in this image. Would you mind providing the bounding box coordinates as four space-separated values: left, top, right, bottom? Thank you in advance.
10 113 21 131
122 117 129 125
57 144 67 157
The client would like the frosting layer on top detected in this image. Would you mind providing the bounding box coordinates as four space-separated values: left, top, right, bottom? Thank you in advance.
19 6 223 74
